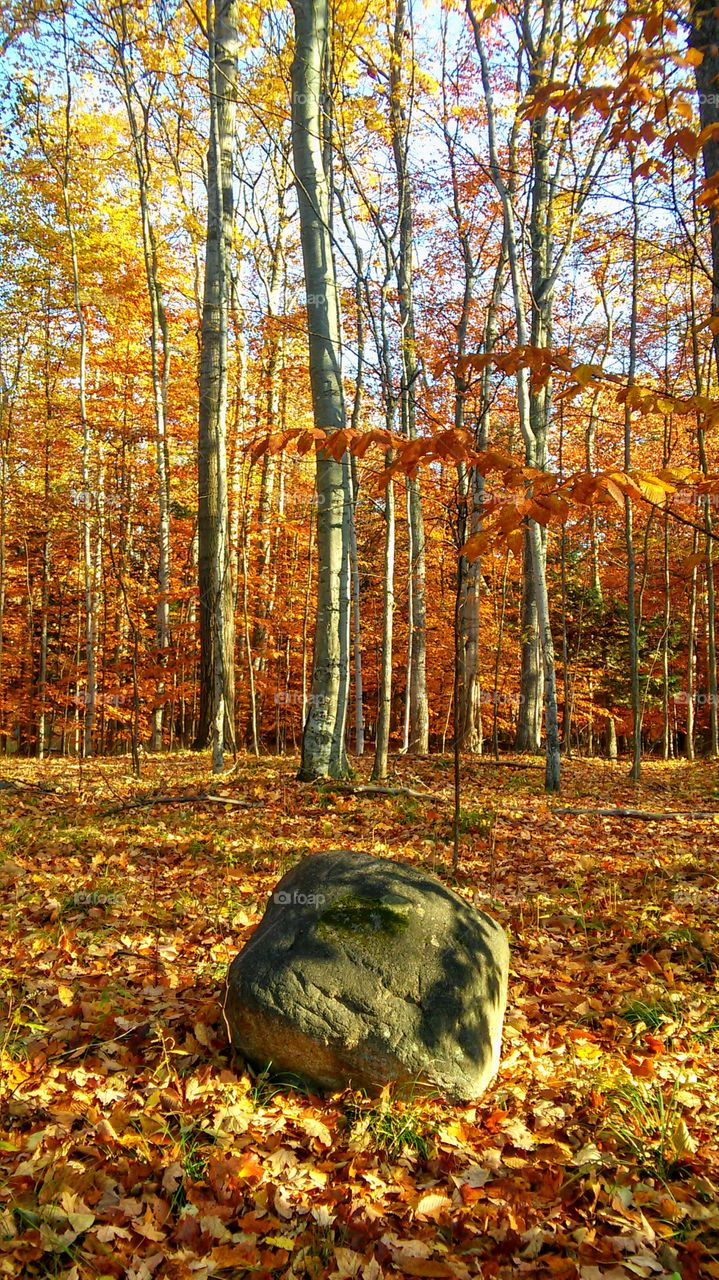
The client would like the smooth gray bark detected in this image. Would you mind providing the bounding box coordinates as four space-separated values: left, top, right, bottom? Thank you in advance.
198 0 239 770
469 0 560 788
349 456 364 756
42 33 97 757
690 0 719 755
250 166 289 738
390 0 428 756
108 2 173 754
292 0 352 781
624 159 642 781
371 455 396 782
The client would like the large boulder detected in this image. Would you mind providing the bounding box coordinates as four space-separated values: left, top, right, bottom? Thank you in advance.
224 850 509 1102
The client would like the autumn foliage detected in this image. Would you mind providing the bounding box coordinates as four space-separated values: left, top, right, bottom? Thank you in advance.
0 0 718 765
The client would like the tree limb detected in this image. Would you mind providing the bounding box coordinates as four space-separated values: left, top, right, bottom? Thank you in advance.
106 792 256 815
551 806 719 821
319 783 445 802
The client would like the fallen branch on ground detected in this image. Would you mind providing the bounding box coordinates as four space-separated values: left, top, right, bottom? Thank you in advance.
468 759 543 770
551 806 719 821
106 793 255 815
0 779 58 794
319 783 446 802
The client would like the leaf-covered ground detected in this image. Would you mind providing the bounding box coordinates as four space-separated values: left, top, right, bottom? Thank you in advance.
1 753 718 1280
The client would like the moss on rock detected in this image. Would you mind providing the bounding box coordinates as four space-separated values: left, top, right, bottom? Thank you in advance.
318 892 410 941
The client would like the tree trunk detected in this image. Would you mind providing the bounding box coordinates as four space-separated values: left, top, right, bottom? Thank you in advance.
250 186 287 733
456 257 504 754
55 41 96 758
698 431 719 756
197 0 239 769
110 3 173 754
690 0 719 756
691 0 719 379
371 455 395 782
528 519 561 790
0 365 11 755
390 0 428 755
587 391 603 601
625 157 642 781
350 455 364 756
516 536 543 753
687 528 699 760
291 0 352 781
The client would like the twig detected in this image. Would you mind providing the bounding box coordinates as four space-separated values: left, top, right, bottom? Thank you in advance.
466 759 544 770
0 779 58 794
319 783 446 802
105 792 256 815
551 806 719 821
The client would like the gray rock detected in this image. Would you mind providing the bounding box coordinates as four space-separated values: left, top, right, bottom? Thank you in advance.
224 849 509 1103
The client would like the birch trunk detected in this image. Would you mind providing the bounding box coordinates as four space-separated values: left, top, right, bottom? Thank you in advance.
371 454 395 782
251 186 287 730
469 0 561 789
291 0 352 781
198 0 239 769
108 4 173 753
350 455 364 755
390 0 428 755
690 0 719 756
625 158 642 781
687 528 699 760
53 38 96 758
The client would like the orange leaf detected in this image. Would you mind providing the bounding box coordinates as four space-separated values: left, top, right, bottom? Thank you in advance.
393 1259 456 1278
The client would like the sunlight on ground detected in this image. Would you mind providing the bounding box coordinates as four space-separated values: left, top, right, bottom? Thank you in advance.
0 754 717 1278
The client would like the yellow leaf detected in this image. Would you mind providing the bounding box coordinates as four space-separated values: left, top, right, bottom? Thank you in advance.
57 985 74 1007
414 1192 452 1220
668 1117 696 1158
66 1211 95 1233
303 1117 332 1147
264 1235 295 1249
507 528 524 556
575 1041 603 1062
637 474 675 505
573 363 595 387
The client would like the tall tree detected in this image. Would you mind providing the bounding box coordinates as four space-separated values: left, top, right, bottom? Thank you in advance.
291 0 352 781
197 0 240 770
38 22 97 759
389 0 428 756
101 0 174 753
690 0 719 757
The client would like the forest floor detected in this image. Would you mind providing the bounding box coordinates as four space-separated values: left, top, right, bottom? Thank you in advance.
0 752 718 1280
